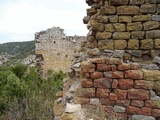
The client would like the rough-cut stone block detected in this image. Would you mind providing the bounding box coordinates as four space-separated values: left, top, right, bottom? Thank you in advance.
115 89 127 100
117 6 139 15
157 4 160 14
96 32 112 40
143 69 160 81
118 79 133 89
145 100 160 109
112 79 118 89
81 98 90 104
113 32 130 39
114 105 126 113
118 63 131 70
97 15 108 23
104 72 112 78
133 15 151 21
128 39 139 49
96 88 109 98
140 107 151 116
101 6 116 15
98 40 114 50
81 61 95 73
97 64 110 71
114 40 127 49
116 100 130 107
94 78 112 88
91 72 103 79
81 88 96 98
113 50 125 58
152 15 160 21
109 15 118 22
90 58 106 64
127 106 140 115
143 21 160 30
91 23 104 32
109 58 122 65
105 24 115 32
155 39 160 49
130 0 144 4
119 16 132 23
112 71 124 79
140 4 156 13
83 16 90 24
87 8 97 15
100 98 116 106
132 115 155 120
105 23 125 32
90 98 99 105
130 63 140 70
125 70 143 79
81 79 93 88
87 35 95 42
127 22 142 31
152 109 160 117
131 100 144 107
140 39 153 49
111 65 117 71
134 80 154 89
154 81 160 91
128 89 150 100
102 106 114 113
109 93 118 101
110 0 129 5
131 31 144 39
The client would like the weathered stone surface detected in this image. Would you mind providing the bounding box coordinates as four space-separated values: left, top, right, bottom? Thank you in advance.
145 100 160 109
90 58 106 64
91 23 104 32
87 48 100 56
114 40 127 49
94 78 112 88
140 39 153 49
128 39 139 49
126 50 142 57
153 56 160 64
113 50 125 58
130 0 144 4
110 0 129 5
97 64 110 71
109 93 117 101
133 15 151 21
90 98 99 105
116 100 130 107
152 15 160 21
81 61 95 73
152 109 160 117
109 15 118 22
109 58 122 65
143 21 160 30
127 106 140 115
132 115 155 120
117 6 139 15
130 63 140 70
113 32 130 39
96 88 109 98
125 70 143 79
104 72 112 78
115 89 127 100
118 79 133 89
131 100 144 107
87 8 97 15
148 64 159 70
154 81 160 90
128 89 150 100
53 103 65 116
83 16 90 24
155 39 160 49
119 16 132 23
81 79 93 88
61 113 77 120
140 107 151 116
80 98 89 104
134 80 154 89
105 23 125 32
101 6 116 15
143 69 160 81
140 4 156 13
131 31 144 39
97 15 108 23
91 72 103 79
100 98 115 106
79 88 95 98
65 103 81 113
118 63 130 70
96 32 112 39
98 40 114 50
127 22 142 31
146 30 160 39
114 105 126 113
112 79 118 88
112 71 124 79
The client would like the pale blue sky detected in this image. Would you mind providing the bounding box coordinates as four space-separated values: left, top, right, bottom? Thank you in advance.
0 0 88 43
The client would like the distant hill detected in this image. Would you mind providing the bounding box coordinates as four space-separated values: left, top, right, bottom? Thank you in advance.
0 41 36 67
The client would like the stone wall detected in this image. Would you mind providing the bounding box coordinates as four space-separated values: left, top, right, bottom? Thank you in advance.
77 0 160 119
35 27 85 76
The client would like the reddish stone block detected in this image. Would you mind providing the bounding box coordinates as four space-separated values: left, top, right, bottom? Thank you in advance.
100 98 116 106
112 71 124 79
115 89 127 100
118 79 133 89
114 113 128 120
116 100 130 107
91 72 103 79
81 61 95 73
152 109 160 117
82 88 96 98
97 64 111 71
128 89 150 100
90 58 106 64
111 65 117 71
81 72 90 79
109 93 118 101
96 88 109 98
103 106 114 113
94 78 112 88
145 100 160 109
109 58 122 65
131 100 144 107
81 79 93 88
134 80 154 89
127 106 140 115
130 63 140 70
125 70 143 79
140 107 151 116
118 63 131 70
112 79 118 88
81 98 90 104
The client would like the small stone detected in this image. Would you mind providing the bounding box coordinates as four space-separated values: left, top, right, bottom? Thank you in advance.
65 103 81 113
130 0 144 4
155 39 160 49
116 100 130 107
94 77 112 88
114 105 126 113
113 50 125 58
109 15 118 22
114 40 127 49
81 61 95 73
148 64 159 70
153 56 160 64
96 88 109 98
126 50 142 57
90 98 99 105
132 115 155 120
87 48 100 56
113 32 130 39
61 113 77 120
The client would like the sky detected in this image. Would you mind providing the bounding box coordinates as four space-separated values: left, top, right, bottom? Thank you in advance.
0 0 88 43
